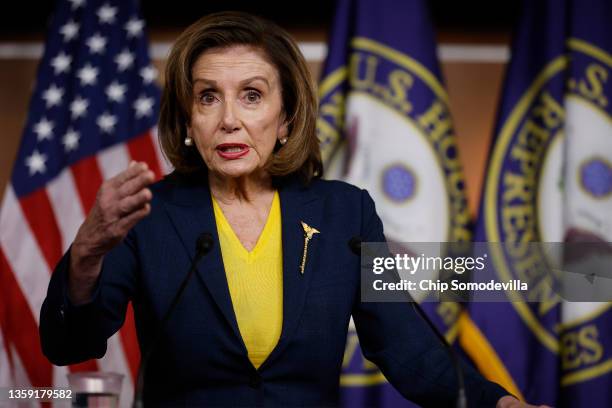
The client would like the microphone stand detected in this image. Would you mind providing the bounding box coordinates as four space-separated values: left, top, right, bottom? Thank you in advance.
133 233 214 408
348 237 467 408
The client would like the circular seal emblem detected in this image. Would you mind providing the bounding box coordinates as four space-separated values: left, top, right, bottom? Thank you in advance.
484 38 612 387
318 36 470 386
318 37 471 244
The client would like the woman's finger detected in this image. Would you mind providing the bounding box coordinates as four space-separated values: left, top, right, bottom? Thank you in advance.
116 203 151 233
109 161 149 189
116 188 152 217
117 169 155 199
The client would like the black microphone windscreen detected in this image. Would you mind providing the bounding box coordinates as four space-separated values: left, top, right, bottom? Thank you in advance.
348 236 362 255
196 232 214 256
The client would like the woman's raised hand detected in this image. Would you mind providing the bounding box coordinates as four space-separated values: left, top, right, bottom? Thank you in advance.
68 161 155 304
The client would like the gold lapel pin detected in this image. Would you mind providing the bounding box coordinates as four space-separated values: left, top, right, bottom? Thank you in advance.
299 221 320 275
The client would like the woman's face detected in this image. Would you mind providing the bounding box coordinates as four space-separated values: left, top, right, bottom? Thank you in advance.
188 45 288 180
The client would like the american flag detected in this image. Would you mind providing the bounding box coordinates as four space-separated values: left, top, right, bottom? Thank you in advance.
0 0 169 404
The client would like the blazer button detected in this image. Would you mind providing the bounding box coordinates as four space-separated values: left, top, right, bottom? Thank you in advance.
249 373 262 389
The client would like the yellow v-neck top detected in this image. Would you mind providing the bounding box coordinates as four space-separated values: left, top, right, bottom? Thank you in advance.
211 191 283 369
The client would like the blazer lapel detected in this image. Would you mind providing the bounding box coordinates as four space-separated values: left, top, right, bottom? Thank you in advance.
158 173 324 369
160 176 244 346
260 178 323 369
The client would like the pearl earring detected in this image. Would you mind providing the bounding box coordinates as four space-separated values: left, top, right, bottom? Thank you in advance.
280 137 288 145
184 136 193 146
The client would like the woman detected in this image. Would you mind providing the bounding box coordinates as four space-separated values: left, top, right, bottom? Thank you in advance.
40 11 535 408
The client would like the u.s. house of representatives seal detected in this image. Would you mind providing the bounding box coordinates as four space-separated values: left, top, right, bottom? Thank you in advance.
484 37 612 388
318 37 471 245
318 37 470 386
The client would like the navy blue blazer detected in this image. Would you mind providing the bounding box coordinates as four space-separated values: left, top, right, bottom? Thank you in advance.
40 172 507 407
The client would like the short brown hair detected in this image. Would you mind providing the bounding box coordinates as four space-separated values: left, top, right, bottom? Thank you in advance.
158 11 322 183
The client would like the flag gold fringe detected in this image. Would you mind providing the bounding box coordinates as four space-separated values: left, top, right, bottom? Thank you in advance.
458 312 525 401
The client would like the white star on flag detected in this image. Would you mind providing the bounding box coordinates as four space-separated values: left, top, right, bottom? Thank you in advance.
106 81 127 102
140 66 157 84
77 64 99 86
62 128 80 152
97 3 118 24
42 84 64 108
97 112 117 133
59 20 79 41
70 96 88 119
50 52 72 74
67 0 84 9
86 33 107 54
125 18 144 38
25 149 47 175
115 50 135 71
33 117 54 141
133 95 154 118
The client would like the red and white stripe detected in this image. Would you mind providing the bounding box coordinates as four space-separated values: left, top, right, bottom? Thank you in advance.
0 129 167 407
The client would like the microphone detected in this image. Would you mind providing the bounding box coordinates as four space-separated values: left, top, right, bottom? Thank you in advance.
348 237 467 408
133 233 214 408
348 236 361 256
